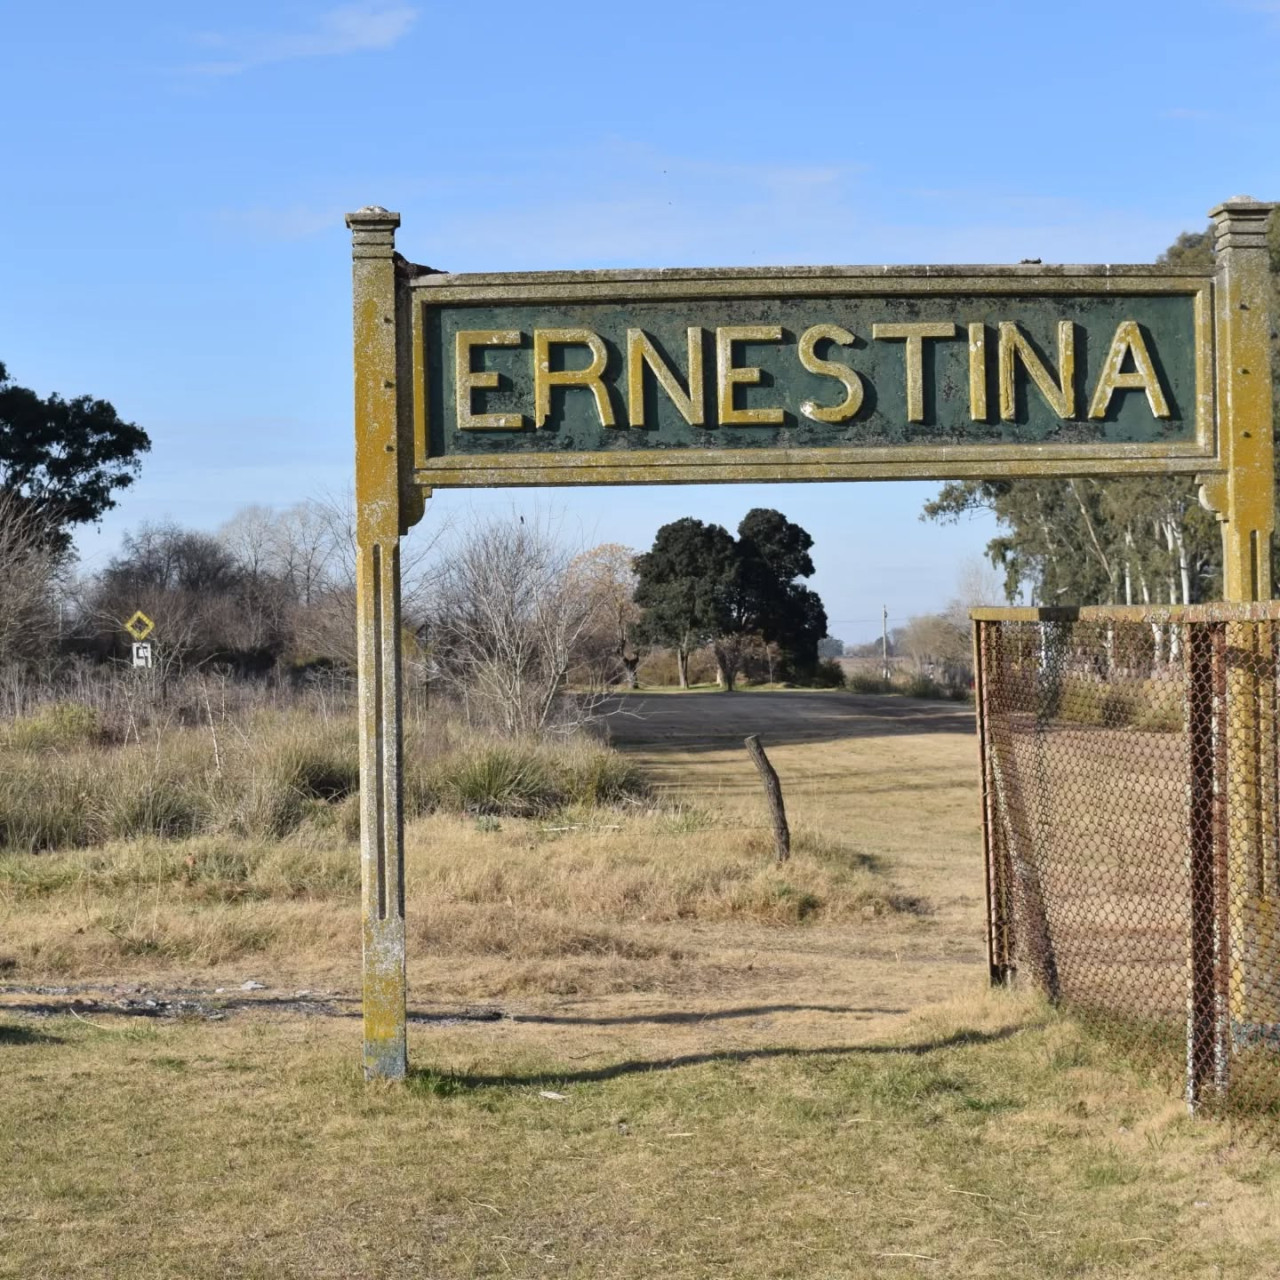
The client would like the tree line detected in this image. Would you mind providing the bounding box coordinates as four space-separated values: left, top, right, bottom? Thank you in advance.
0 479 836 730
922 219 1280 605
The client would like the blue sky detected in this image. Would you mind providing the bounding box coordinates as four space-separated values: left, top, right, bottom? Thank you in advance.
2 1 1278 643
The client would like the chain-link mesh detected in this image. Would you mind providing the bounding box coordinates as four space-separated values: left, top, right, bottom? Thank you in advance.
974 606 1280 1122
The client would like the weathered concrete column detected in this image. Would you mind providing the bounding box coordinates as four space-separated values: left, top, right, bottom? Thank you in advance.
348 207 409 1080
1209 199 1279 1054
1209 198 1275 602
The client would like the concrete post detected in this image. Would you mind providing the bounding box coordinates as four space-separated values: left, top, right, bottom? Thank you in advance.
348 207 409 1080
1209 199 1279 1055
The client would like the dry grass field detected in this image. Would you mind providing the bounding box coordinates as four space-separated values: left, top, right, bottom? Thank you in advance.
3 690 1279 1278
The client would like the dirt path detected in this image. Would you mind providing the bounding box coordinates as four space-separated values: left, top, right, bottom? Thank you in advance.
602 688 974 749
607 689 985 960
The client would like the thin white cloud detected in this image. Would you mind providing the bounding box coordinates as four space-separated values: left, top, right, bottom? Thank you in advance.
438 190 1186 270
1228 0 1280 25
412 145 870 270
214 204 345 242
189 3 417 77
394 146 1189 272
211 142 1194 267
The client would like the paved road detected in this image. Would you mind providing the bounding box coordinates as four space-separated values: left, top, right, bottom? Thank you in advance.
601 690 974 751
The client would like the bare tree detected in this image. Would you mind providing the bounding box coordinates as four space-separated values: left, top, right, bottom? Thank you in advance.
216 505 294 651
275 493 440 668
217 505 278 583
896 561 1002 690
267 500 344 607
898 612 969 675
0 491 60 665
218 495 443 669
86 521 258 663
429 512 598 735
567 542 645 689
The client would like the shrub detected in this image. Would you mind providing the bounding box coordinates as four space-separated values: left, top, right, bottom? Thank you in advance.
847 673 894 695
635 646 719 688
1052 676 1105 725
440 745 558 816
1050 676 1181 732
6 701 102 751
810 659 846 689
559 745 650 808
1133 693 1183 734
1099 685 1139 728
904 674 947 700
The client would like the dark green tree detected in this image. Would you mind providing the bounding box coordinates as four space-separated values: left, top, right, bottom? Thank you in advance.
633 509 828 690
632 517 736 688
922 214 1279 604
729 508 828 678
0 361 150 552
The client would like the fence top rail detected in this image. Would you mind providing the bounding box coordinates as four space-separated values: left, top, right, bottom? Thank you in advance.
970 602 1280 625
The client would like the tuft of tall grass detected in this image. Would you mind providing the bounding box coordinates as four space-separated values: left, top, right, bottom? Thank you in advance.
440 745 557 816
410 816 900 927
0 707 650 853
3 700 103 751
847 673 895 695
0 836 358 903
904 673 950 700
558 742 649 807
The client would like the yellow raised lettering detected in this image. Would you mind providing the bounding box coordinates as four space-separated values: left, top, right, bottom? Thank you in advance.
534 329 616 428
716 326 784 426
626 328 704 426
455 330 525 430
1087 320 1171 419
968 322 988 421
797 324 863 423
998 321 1076 420
871 322 957 423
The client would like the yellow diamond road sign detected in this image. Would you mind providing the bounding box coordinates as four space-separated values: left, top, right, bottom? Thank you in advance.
125 611 154 642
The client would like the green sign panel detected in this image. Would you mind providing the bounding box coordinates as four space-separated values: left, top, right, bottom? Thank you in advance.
408 268 1213 486
431 295 1195 449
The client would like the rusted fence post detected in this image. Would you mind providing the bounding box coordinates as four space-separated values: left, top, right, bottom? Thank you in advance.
974 620 1013 986
745 735 790 862
978 618 1060 1003
1186 620 1229 1111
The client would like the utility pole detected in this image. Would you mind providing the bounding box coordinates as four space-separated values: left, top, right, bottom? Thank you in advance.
881 605 890 681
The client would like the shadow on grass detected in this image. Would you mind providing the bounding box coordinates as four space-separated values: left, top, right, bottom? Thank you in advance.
1 994 354 1020
408 1024 1034 1093
507 1003 909 1027
0 1022 63 1046
4 997 915 1029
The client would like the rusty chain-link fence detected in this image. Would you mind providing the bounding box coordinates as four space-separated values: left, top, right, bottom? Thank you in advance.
974 605 1280 1120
